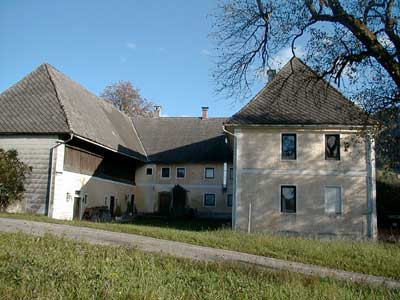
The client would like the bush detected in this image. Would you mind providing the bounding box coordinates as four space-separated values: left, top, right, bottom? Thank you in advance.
0 149 31 211
114 205 122 217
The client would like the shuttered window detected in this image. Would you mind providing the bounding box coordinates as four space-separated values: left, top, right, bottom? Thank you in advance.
325 186 342 215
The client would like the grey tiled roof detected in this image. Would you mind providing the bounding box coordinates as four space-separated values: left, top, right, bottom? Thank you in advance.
132 117 232 163
0 64 69 134
226 58 372 126
0 64 146 160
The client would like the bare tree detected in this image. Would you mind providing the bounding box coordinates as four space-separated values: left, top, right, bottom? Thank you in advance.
211 0 399 108
100 81 156 117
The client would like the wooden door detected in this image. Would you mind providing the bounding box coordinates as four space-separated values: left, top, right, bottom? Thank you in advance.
109 196 115 218
73 197 81 220
130 194 135 214
158 192 171 216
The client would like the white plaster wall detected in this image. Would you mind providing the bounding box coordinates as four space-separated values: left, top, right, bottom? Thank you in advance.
234 127 372 237
51 144 135 220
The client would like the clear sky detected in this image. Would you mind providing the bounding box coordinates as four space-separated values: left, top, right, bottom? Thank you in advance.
0 0 280 117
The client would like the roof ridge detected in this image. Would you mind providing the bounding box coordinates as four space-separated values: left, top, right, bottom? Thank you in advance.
44 64 73 133
226 57 373 126
226 59 296 123
129 119 149 159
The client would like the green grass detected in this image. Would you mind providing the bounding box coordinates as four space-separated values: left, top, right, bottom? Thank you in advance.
1 212 400 280
0 231 397 300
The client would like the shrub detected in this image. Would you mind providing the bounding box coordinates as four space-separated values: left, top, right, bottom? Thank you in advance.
114 205 122 217
0 149 31 211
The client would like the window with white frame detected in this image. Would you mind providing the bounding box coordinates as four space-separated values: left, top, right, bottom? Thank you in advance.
204 193 216 207
205 167 215 179
281 134 297 160
146 167 153 175
161 167 170 178
324 186 342 215
227 194 233 208
280 185 296 213
176 167 186 179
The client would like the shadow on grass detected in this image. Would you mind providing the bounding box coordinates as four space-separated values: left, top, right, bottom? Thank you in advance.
130 216 231 232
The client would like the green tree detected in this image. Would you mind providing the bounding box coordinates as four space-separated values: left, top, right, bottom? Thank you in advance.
0 149 31 211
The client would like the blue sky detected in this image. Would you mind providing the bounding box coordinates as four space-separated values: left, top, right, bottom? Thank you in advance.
0 0 242 117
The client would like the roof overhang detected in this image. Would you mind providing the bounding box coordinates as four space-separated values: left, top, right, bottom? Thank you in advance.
73 134 148 162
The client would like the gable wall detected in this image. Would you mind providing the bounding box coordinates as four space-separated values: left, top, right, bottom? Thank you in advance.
234 127 372 237
0 135 59 214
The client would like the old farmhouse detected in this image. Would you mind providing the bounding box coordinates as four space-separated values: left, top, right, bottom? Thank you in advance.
0 58 377 238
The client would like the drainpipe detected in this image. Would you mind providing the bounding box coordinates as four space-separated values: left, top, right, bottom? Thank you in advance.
248 202 252 233
366 134 377 239
46 132 74 217
223 125 237 230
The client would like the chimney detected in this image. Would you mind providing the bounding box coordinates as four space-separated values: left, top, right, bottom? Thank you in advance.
267 69 276 82
154 105 162 118
201 106 209 119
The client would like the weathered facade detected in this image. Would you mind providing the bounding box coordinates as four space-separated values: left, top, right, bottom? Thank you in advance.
132 116 233 218
0 64 232 220
0 59 377 238
0 64 145 220
0 136 59 214
225 58 377 238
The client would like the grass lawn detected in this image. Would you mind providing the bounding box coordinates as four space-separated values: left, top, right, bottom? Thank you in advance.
1 212 400 280
0 231 398 300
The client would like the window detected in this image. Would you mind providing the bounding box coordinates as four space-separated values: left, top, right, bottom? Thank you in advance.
281 185 296 213
229 168 233 180
161 167 170 178
176 167 186 179
227 194 233 208
325 186 342 215
325 134 340 160
205 167 215 179
281 134 297 160
204 193 216 207
146 168 153 175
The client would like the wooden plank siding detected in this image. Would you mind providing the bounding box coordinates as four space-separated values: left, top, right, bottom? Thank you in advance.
63 145 136 185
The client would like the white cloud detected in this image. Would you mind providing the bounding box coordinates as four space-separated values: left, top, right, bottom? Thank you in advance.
271 46 305 69
201 49 212 56
126 42 137 50
255 46 305 81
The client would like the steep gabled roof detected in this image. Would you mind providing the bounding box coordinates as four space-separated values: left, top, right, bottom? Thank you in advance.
226 58 372 126
0 64 146 160
131 117 232 163
0 64 69 133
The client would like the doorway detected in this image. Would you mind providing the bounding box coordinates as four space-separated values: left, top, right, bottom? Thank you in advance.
172 185 187 217
158 192 172 216
73 196 81 220
130 194 135 215
109 195 115 218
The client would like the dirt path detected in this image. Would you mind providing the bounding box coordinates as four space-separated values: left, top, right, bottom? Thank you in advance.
0 217 398 290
